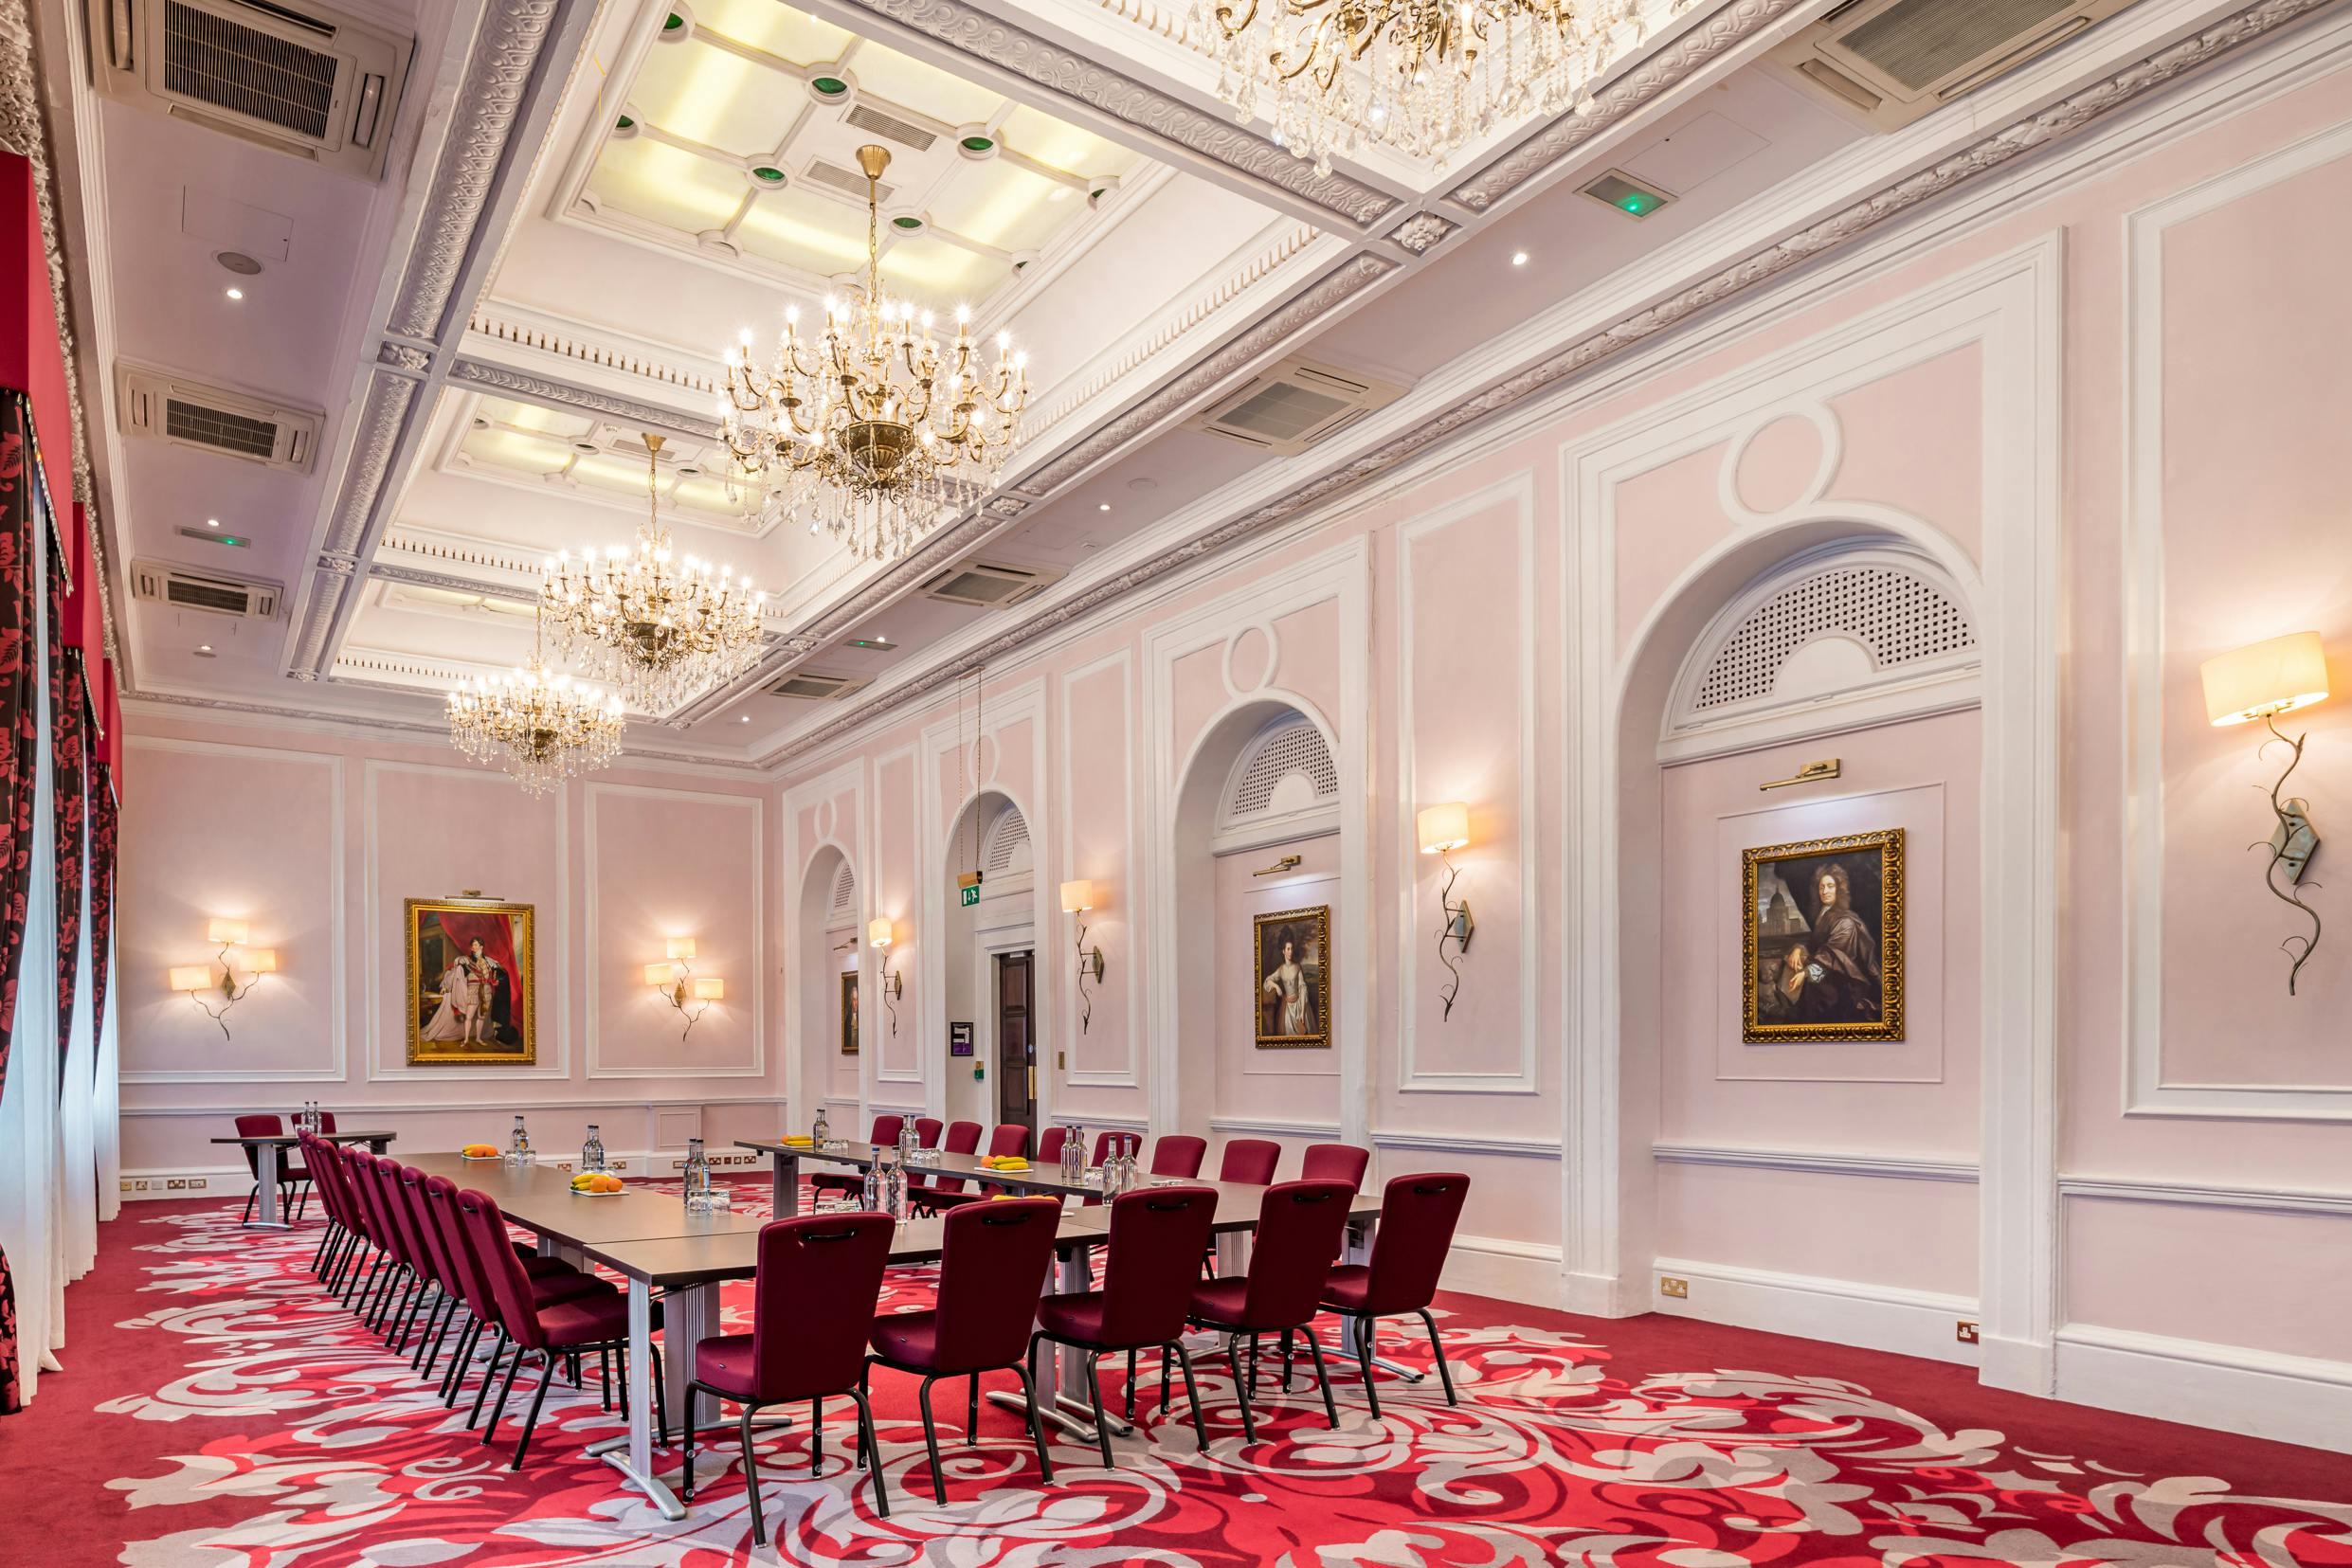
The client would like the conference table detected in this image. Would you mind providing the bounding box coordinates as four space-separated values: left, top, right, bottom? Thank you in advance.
212 1128 395 1230
413 1150 1381 1521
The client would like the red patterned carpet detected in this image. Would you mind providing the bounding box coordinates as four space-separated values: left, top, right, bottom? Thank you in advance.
9 1183 2351 1567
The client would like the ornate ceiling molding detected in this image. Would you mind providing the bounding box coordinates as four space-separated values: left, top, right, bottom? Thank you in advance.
446 357 725 440
1445 0 1807 214
831 0 1399 227
466 309 723 401
1389 212 1458 255
767 0 2333 768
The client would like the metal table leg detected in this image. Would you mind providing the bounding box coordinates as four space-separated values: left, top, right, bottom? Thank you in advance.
987 1242 1131 1441
247 1142 289 1231
770 1152 800 1217
588 1278 691 1520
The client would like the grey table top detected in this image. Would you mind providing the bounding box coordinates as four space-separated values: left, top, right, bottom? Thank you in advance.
407 1152 770 1248
210 1130 395 1147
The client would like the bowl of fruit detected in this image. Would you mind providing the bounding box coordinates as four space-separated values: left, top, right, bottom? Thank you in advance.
461 1144 500 1161
570 1172 625 1196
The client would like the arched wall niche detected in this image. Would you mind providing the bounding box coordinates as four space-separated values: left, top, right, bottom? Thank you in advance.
935 787 1040 1133
792 840 859 1137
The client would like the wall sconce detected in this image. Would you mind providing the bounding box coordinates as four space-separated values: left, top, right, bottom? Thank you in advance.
170 919 277 1039
2202 630 2330 995
870 916 902 1035
1059 879 1109 1033
645 937 724 1038
1417 802 1475 1021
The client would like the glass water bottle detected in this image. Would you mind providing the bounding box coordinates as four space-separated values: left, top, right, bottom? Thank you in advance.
860 1155 882 1213
881 1149 907 1220
508 1114 532 1164
1062 1124 1084 1185
812 1105 830 1144
582 1124 606 1173
682 1138 715 1215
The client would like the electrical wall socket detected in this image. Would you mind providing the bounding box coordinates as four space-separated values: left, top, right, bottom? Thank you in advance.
166 1179 186 1189
1657 1275 1690 1299
190 1178 208 1189
118 1179 132 1193
1956 1319 1980 1343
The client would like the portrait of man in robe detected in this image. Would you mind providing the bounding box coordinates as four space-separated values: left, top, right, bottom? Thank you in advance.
1742 829 1904 1043
407 897 538 1066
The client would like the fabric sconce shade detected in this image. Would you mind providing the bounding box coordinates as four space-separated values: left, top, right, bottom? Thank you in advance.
167 965 210 992
1059 879 1095 913
1417 802 1471 855
207 918 249 945
692 977 724 1000
869 917 894 948
242 949 277 976
2202 631 2329 726
643 963 675 986
666 936 697 960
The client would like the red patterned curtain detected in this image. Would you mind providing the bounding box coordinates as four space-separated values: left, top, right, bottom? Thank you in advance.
0 396 45 1414
49 534 84 1088
87 759 114 1091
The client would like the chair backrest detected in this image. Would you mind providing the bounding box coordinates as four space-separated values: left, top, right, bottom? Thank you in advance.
1149 1135 1205 1179
868 1113 904 1147
929 1119 986 1195
305 1135 353 1227
1300 1143 1369 1192
371 1155 430 1272
986 1124 1028 1159
395 1163 456 1289
928 1198 1062 1373
1359 1172 1470 1315
234 1114 281 1179
1236 1181 1353 1328
1089 1128 1128 1165
1217 1138 1281 1185
288 1109 338 1133
748 1213 896 1400
335 1144 382 1241
455 1187 544 1347
914 1116 943 1148
422 1174 496 1322
294 1133 335 1220
1036 1125 1069 1166
1095 1185 1219 1346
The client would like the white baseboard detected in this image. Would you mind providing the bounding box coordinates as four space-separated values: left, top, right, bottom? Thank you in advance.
1650 1256 1981 1366
116 1146 774 1202
2054 1324 2352 1455
1438 1234 1564 1307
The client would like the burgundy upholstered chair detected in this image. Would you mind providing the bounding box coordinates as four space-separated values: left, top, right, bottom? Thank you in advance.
1318 1172 1470 1414
911 1119 984 1215
287 1108 338 1133
914 1116 944 1148
422 1174 606 1415
456 1187 661 1469
1080 1129 1143 1206
925 1123 1026 1213
1030 1184 1219 1464
865 1197 1061 1503
682 1212 897 1537
811 1112 905 1199
1149 1135 1206 1179
1185 1180 1354 1441
295 1132 347 1279
1300 1143 1370 1192
234 1114 309 1223
1216 1139 1281 1185
1035 1125 1069 1169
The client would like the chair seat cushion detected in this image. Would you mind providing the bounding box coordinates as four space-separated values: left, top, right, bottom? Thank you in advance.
1188 1276 1252 1327
529 1268 611 1307
694 1332 758 1398
1320 1263 1373 1311
1035 1289 1110 1345
809 1172 862 1192
519 1253 577 1278
868 1308 940 1369
537 1288 633 1349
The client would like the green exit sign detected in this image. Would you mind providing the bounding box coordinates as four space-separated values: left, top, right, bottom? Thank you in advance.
959 883 981 908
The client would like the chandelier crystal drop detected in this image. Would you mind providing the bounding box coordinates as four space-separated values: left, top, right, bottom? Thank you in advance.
721 143 1030 564
445 617 627 797
1189 0 1668 175
539 433 769 712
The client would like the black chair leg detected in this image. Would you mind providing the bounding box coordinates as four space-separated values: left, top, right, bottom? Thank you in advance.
441 1319 479 1404
1227 1335 1257 1443
740 1401 768 1545
916 1376 947 1505
483 1342 527 1441
1009 1362 1055 1485
849 1388 889 1517
469 1333 508 1428
1248 1332 1260 1394
967 1376 979 1445
512 1353 557 1469
1171 1343 1208 1449
1081 1352 1113 1469
1159 1343 1171 1416
809 1394 823 1470
1418 1308 1457 1405
1299 1327 1339 1427
242 1185 257 1224
679 1380 700 1500
310 1222 335 1272
1280 1329 1295 1391
1124 1348 1137 1421
598 1346 613 1411
652 1354 669 1449
1354 1318 1381 1419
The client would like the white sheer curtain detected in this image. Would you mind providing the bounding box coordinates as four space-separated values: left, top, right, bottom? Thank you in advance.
59 807 98 1288
95 919 120 1224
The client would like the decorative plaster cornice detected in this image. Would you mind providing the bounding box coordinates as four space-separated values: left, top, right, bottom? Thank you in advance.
834 0 1398 227
1389 212 1458 255
1446 0 1808 213
379 526 546 582
766 0 2334 767
448 357 724 439
466 309 723 401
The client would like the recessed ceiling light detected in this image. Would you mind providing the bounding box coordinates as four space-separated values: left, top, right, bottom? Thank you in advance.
740 714 751 723
1096 502 1111 512
193 644 215 658
205 517 220 529
225 286 244 300
1511 251 1529 267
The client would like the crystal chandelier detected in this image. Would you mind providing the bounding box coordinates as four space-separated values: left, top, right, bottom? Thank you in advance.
445 615 627 797
721 144 1030 564
540 434 769 712
1190 0 1662 175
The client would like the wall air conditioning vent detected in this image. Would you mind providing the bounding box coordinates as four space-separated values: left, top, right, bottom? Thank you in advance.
130 558 283 619
1187 355 1406 455
89 0 410 180
843 101 937 152
118 367 319 471
1766 0 2138 131
916 559 1062 608
804 157 894 204
766 670 871 701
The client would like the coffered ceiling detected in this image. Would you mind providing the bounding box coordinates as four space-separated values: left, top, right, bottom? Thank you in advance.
35 0 2335 769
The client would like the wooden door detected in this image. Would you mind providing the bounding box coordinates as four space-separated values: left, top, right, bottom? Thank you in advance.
996 950 1035 1133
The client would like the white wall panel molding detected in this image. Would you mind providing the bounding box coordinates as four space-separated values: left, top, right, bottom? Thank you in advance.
123 1094 790 1117
1142 535 1373 1151
121 736 350 1085
1058 648 1143 1089
1654 1142 1979 1183
1208 1115 1342 1139
1395 470 1542 1095
1372 1127 1561 1160
359 759 570 1085
783 758 868 1126
2120 117 2352 1123
870 745 924 1090
2059 1173 2352 1218
1651 1256 1981 1367
2053 1324 2352 1455
583 782 765 1079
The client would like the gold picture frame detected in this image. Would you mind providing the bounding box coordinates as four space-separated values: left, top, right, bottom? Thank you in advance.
1253 904 1330 1049
840 969 860 1055
405 896 538 1066
1742 829 1904 1043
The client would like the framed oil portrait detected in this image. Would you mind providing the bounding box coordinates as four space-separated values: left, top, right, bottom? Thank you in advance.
839 970 860 1055
1254 905 1330 1049
1742 829 1905 1043
406 896 537 1066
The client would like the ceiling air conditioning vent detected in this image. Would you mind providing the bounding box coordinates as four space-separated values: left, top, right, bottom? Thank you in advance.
1187 355 1405 455
89 0 410 180
1766 0 2138 132
130 558 283 619
804 157 894 204
843 101 937 153
916 559 1062 609
118 366 319 471
766 671 871 701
